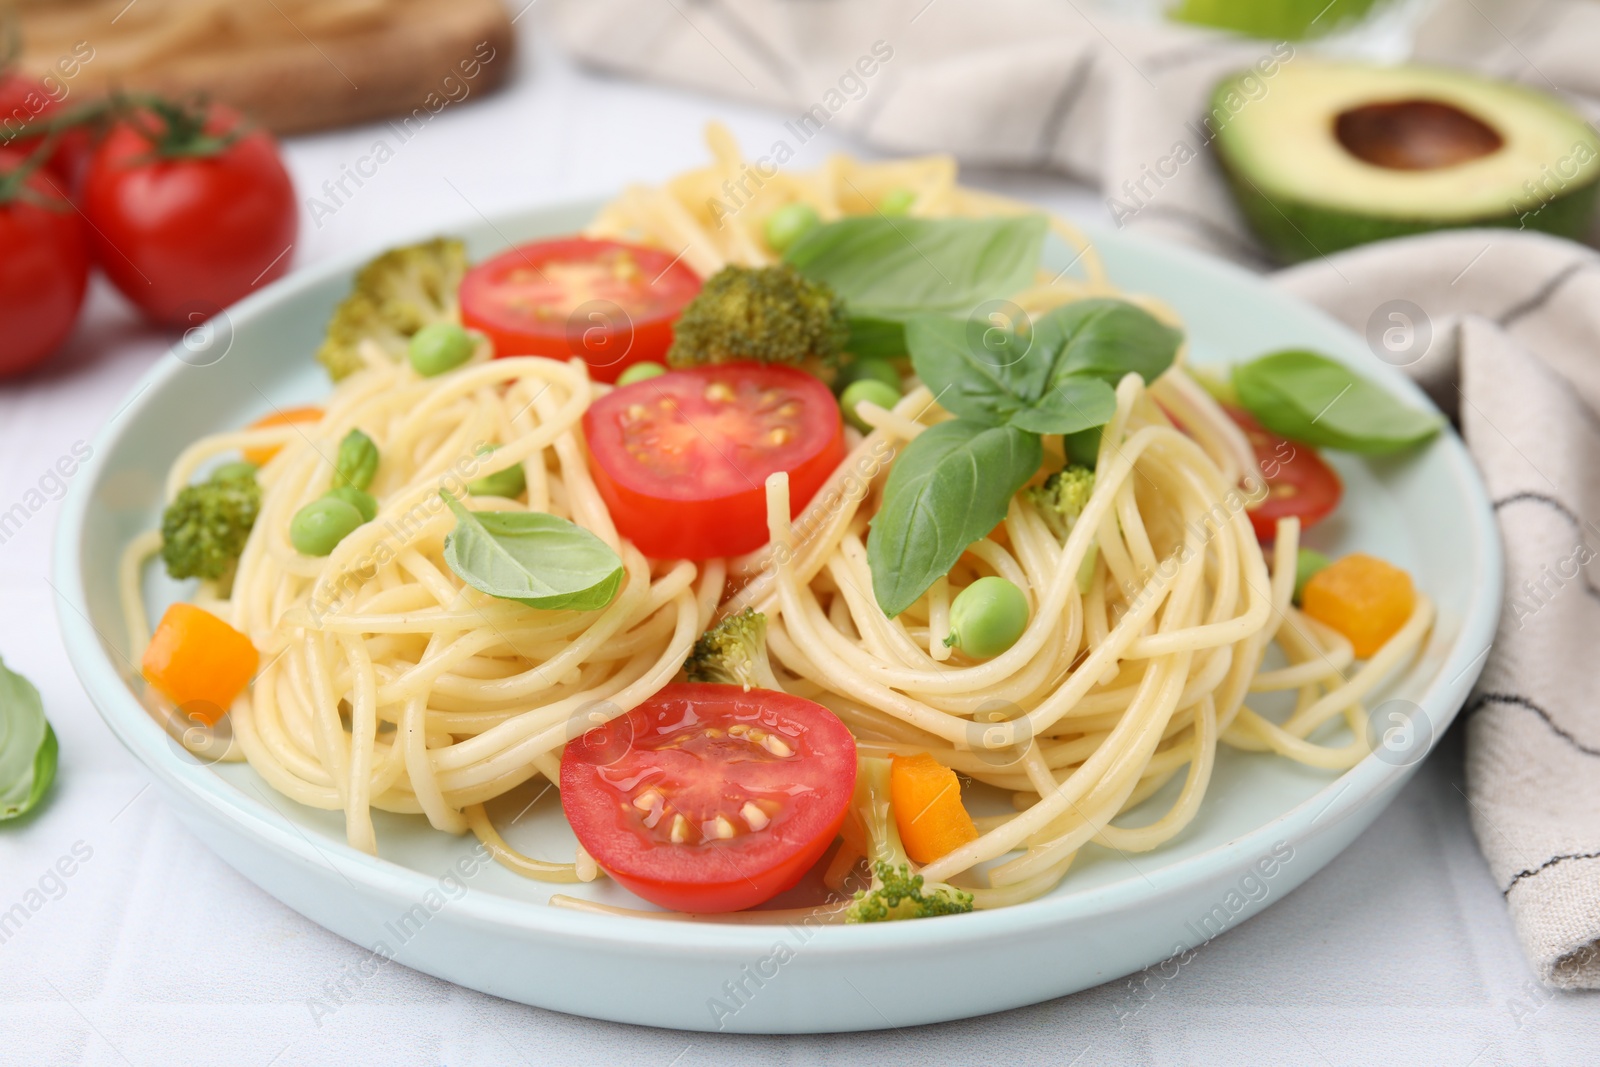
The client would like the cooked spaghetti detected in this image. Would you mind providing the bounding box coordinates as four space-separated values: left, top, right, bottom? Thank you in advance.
123 125 1434 914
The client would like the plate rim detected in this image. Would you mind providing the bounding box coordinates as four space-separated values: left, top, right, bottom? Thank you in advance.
53 198 1503 957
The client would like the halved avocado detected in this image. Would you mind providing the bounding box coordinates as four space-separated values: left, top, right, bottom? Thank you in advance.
1212 61 1600 262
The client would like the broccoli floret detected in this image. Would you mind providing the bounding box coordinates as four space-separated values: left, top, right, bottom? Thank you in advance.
847 861 975 922
1027 465 1095 543
683 608 783 691
842 757 974 924
160 465 261 589
316 237 467 381
1028 465 1100 594
666 264 847 368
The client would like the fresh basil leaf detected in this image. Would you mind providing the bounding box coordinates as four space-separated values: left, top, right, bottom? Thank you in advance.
334 428 379 491
1007 376 1118 435
1063 425 1102 469
1034 299 1183 388
0 658 57 821
904 314 1039 425
907 299 1174 434
785 215 1048 321
867 421 1042 617
441 493 623 611
1233 349 1443 454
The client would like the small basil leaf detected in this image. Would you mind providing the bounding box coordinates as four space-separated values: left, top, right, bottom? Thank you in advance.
1035 299 1183 388
0 658 57 821
1063 425 1102 469
334 428 379 491
905 314 1038 426
868 421 1042 617
1007 376 1118 435
786 215 1048 320
441 493 623 611
1233 349 1443 454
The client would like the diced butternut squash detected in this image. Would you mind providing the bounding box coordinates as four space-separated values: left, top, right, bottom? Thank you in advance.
1300 552 1416 659
141 604 259 724
891 752 979 865
242 405 324 466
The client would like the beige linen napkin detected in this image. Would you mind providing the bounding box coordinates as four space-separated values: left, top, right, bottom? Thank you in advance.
547 0 1600 987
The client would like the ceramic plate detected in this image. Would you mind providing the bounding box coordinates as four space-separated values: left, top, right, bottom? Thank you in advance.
54 200 1500 1033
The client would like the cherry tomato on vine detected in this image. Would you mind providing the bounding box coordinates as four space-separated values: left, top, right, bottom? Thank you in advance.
1226 405 1343 542
0 149 89 378
461 237 702 383
561 683 858 913
583 362 846 559
82 100 296 325
0 72 91 189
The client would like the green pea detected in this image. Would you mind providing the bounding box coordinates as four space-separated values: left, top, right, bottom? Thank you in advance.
466 447 527 499
834 357 901 396
290 496 364 557
408 322 474 377
945 576 1029 659
880 187 916 216
617 361 668 386
764 202 820 253
839 378 901 433
333 428 379 490
324 485 378 523
210 460 258 483
1076 540 1099 596
1293 548 1331 606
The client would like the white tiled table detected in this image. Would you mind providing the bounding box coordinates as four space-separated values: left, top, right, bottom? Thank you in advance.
2 16 1596 1066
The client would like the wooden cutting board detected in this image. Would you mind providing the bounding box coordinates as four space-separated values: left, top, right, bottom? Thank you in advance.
11 0 516 135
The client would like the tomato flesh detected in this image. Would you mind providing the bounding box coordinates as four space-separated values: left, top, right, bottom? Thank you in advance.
583 363 846 559
1226 405 1343 541
561 683 857 913
462 237 701 383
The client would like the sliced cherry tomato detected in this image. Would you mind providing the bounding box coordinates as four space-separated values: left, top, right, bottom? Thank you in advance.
1226 405 1343 541
561 682 857 913
461 237 701 383
0 149 89 378
583 363 845 559
83 101 296 325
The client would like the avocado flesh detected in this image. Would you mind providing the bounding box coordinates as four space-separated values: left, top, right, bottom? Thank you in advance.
1212 62 1600 263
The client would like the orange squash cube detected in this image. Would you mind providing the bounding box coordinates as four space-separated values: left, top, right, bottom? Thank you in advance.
891 752 979 865
1300 552 1416 659
141 603 259 725
242 405 323 466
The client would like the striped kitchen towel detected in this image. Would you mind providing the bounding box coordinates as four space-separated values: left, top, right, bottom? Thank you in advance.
1277 230 1600 989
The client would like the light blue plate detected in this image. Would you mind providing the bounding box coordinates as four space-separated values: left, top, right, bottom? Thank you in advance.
54 201 1501 1034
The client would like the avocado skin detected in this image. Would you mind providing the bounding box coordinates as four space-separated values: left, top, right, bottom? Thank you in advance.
1171 0 1384 41
1217 156 1600 263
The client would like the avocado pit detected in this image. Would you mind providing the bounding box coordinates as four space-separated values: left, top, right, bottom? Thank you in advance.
1334 99 1504 171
